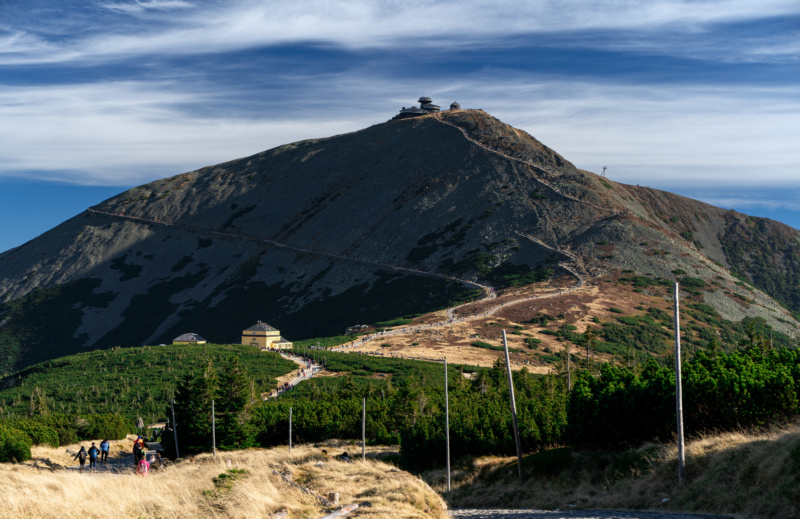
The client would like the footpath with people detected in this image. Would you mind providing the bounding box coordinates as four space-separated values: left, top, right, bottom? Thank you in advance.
62 434 167 476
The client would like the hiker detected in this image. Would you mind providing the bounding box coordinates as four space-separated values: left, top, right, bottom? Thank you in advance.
136 455 150 476
88 443 100 469
73 446 88 471
99 439 110 463
132 436 145 465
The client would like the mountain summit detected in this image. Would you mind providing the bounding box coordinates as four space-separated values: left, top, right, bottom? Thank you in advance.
0 109 797 372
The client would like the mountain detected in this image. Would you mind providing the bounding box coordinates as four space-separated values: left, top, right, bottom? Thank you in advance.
1 109 798 373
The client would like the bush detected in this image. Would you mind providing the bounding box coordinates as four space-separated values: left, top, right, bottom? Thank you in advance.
681 277 707 290
374 318 413 327
0 425 32 463
0 419 58 447
609 308 624 314
525 338 541 349
83 414 130 441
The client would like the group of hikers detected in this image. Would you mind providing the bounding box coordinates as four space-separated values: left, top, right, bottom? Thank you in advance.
72 439 110 470
72 435 163 475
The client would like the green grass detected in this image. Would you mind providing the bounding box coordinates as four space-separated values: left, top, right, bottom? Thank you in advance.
374 318 413 327
292 335 358 349
470 341 524 354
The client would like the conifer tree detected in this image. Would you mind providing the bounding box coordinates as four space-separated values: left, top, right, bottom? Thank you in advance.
171 362 217 454
217 357 255 449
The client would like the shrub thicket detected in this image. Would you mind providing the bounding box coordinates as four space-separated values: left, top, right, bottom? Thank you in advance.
0 425 32 462
568 347 800 446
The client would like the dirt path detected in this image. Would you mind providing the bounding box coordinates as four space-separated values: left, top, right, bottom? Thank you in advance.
266 353 323 399
431 114 618 216
86 207 492 298
449 510 732 519
332 280 590 361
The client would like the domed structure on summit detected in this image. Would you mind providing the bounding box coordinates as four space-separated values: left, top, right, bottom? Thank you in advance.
392 96 460 120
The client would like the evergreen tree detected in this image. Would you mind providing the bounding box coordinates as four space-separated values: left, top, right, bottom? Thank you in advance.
217 357 255 449
171 362 217 454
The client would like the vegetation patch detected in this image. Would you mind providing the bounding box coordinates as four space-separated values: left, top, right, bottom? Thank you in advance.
374 318 413 327
0 344 296 421
109 254 142 281
0 278 116 374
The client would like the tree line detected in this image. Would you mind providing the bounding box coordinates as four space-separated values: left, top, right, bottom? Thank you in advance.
162 343 800 470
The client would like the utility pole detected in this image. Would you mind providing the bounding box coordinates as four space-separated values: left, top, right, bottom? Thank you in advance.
673 282 686 484
502 331 523 479
362 398 366 461
211 399 216 458
445 359 451 492
565 342 571 391
170 400 180 459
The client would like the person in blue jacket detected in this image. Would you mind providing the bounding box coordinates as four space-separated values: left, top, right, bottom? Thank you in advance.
99 439 110 463
87 443 100 469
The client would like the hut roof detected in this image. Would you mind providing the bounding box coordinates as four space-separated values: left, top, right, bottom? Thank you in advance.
173 333 206 343
244 321 278 332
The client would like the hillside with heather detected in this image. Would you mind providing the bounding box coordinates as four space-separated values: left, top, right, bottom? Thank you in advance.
0 109 798 373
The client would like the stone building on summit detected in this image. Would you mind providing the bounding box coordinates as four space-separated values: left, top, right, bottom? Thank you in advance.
393 96 461 120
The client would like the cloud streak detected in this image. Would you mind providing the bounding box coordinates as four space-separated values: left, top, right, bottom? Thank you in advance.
2 0 799 65
0 72 797 190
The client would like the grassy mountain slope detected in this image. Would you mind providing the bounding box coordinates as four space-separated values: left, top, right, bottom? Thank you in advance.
0 110 797 373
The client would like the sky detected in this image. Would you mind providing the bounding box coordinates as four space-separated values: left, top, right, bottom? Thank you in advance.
1 0 798 253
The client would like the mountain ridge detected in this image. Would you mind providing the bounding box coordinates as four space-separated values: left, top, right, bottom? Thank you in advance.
0 109 797 373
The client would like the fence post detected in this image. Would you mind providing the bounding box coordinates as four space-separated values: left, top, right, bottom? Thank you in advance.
211 399 216 458
445 359 451 492
674 282 686 484
289 407 293 453
503 330 523 479
171 399 180 459
362 397 366 461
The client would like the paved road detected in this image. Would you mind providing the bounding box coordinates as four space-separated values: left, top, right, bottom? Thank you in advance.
449 510 732 519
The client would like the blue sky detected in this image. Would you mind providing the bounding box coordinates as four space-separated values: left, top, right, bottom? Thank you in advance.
1 0 799 253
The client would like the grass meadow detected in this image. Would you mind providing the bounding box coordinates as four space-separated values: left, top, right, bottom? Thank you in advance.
1 439 446 519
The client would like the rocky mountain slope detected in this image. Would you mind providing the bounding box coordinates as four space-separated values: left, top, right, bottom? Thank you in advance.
0 109 797 373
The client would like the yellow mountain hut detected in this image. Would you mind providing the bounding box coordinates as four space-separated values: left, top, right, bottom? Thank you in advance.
242 321 293 350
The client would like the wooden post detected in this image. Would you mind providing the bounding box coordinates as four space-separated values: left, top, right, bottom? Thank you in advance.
502 331 523 479
673 282 686 484
170 400 180 459
445 359 451 492
566 341 571 390
362 397 366 461
211 399 216 458
289 407 293 453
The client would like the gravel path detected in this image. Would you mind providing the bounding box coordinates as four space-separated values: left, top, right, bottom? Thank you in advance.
448 510 733 519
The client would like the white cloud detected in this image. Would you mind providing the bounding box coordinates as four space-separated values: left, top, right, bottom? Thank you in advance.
98 0 193 14
1 73 798 190
1 0 799 65
699 195 800 212
0 80 368 185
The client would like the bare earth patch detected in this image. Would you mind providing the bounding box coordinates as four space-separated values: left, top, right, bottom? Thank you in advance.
342 277 681 372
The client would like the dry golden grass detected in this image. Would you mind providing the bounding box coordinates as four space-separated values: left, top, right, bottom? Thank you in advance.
429 422 800 518
1 440 447 519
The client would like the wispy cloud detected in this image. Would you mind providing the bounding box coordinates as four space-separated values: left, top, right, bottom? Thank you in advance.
1 0 799 65
0 71 797 189
98 0 193 14
700 196 800 212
